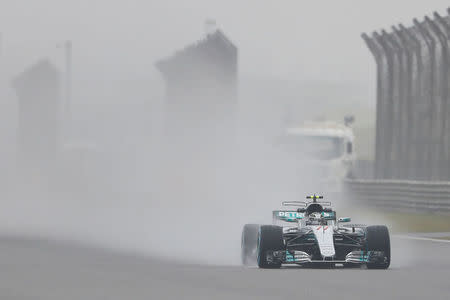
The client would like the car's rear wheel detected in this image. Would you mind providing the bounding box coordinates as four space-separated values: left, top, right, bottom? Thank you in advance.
241 224 260 266
365 225 390 269
257 225 284 269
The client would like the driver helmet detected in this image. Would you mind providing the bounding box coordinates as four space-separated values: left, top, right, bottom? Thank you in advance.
309 212 322 220
307 212 323 225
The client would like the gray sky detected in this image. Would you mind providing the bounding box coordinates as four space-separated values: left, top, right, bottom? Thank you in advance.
1 0 449 83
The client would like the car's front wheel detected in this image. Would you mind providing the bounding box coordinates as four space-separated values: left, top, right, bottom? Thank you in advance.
365 225 390 269
257 225 284 269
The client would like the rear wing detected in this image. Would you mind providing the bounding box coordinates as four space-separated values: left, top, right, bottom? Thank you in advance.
305 195 331 206
282 201 306 207
282 200 332 207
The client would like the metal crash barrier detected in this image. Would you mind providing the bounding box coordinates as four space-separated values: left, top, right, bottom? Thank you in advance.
345 179 450 213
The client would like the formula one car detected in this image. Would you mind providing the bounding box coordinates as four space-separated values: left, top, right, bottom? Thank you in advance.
241 195 390 269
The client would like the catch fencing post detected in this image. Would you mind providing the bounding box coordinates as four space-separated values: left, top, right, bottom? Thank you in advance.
392 26 414 179
431 12 450 180
414 18 436 181
399 24 427 179
374 31 395 179
383 29 406 179
425 15 448 180
362 33 385 179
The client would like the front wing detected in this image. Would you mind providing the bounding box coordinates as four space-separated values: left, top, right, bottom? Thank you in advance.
267 250 387 265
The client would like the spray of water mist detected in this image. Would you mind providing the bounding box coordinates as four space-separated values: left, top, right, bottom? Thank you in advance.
0 17 377 268
0 59 337 266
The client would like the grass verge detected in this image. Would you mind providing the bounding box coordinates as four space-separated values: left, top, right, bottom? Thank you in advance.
382 211 450 233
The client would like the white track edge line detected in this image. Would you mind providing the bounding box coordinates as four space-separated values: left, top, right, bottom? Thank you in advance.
394 235 450 243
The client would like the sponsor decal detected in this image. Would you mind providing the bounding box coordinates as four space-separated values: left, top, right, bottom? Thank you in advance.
274 211 304 222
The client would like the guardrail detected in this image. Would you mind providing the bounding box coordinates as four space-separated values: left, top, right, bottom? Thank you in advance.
345 179 450 213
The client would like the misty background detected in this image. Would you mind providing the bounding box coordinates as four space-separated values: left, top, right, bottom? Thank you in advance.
0 1 448 264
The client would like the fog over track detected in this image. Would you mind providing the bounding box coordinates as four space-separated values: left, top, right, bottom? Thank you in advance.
3 3 450 299
1 235 449 300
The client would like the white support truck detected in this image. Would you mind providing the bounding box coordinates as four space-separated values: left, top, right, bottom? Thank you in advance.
278 117 356 192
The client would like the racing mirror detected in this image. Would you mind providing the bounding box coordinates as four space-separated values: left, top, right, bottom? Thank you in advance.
338 217 351 223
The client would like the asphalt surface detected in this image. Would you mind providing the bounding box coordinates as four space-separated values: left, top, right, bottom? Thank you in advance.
1 235 449 300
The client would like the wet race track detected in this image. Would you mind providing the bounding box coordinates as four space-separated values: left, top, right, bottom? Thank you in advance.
1 235 450 300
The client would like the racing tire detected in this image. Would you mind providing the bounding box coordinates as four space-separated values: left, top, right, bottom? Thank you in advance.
365 225 390 269
241 224 260 266
257 225 284 269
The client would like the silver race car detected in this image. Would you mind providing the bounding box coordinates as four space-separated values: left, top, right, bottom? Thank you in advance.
241 195 390 269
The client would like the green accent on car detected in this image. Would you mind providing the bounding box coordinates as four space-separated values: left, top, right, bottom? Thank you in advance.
359 251 371 262
273 211 305 222
339 217 351 222
286 251 295 262
321 211 336 220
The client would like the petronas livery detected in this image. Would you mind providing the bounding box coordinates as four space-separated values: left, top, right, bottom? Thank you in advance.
241 195 390 269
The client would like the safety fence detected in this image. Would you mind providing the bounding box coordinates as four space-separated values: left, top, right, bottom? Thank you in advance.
345 179 450 213
362 8 450 181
